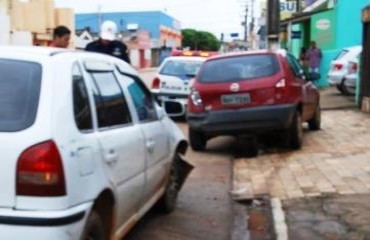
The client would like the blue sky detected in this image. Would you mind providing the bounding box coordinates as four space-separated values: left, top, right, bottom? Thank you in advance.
55 0 260 40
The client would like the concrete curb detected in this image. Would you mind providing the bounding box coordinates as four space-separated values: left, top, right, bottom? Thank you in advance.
271 198 288 240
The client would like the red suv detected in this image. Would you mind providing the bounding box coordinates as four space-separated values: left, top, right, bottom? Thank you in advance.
187 50 321 152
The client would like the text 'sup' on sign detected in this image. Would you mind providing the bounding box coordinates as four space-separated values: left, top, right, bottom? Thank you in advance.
363 6 370 23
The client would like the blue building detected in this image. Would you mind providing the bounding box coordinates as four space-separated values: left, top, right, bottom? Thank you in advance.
76 11 182 67
76 11 182 49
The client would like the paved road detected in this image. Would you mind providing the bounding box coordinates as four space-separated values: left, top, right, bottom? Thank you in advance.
125 123 235 240
123 69 235 240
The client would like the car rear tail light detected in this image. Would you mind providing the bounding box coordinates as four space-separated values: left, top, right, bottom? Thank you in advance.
348 62 358 74
190 88 203 107
275 79 286 88
16 141 66 196
334 63 343 71
152 77 161 89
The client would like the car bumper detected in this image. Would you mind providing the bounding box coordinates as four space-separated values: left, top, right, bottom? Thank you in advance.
328 73 345 86
154 93 188 117
344 74 357 87
187 104 296 135
0 202 92 240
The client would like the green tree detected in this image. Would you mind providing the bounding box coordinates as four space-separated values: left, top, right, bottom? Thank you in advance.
181 29 220 51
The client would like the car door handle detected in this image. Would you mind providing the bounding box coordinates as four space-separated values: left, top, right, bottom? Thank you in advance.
105 149 118 165
146 141 155 154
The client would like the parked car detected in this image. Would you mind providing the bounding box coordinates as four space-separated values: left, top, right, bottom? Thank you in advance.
151 52 208 117
328 45 362 93
187 50 321 154
0 46 192 240
343 57 360 95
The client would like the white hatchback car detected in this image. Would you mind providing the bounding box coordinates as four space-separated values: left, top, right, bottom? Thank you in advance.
0 46 191 240
151 56 206 117
328 45 362 93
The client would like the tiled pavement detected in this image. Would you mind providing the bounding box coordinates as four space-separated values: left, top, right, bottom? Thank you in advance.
232 108 370 200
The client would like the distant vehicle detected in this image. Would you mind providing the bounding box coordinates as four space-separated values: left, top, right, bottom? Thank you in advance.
151 51 213 117
328 45 362 93
187 49 321 155
343 57 360 95
0 46 191 240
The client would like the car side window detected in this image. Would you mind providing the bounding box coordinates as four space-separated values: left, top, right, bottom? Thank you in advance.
286 54 303 77
90 72 132 128
72 63 93 132
119 73 157 122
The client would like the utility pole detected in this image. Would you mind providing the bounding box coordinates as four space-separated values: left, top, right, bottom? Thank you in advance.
267 0 280 50
250 0 255 49
244 5 248 44
296 0 301 13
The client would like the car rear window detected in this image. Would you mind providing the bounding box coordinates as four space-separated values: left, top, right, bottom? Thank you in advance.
0 59 41 132
160 60 203 77
334 50 349 60
198 54 280 83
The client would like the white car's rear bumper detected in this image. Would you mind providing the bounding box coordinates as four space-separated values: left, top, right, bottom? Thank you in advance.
0 202 92 240
344 74 357 87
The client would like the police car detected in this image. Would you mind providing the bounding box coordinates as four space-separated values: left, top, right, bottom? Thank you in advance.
151 51 215 117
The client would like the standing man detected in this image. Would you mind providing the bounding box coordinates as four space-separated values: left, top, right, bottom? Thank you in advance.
85 20 130 64
49 25 71 48
306 41 322 75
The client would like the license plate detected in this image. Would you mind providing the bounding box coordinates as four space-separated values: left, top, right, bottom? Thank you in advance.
221 94 251 105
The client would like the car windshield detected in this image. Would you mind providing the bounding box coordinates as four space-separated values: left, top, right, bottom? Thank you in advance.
198 54 280 83
160 60 203 77
0 59 42 132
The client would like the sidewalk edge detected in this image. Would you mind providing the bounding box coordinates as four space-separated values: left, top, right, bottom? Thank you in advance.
271 198 288 240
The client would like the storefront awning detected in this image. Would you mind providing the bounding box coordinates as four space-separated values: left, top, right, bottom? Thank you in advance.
280 8 328 26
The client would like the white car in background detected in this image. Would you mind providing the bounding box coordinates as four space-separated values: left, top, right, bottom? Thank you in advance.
343 57 360 95
151 55 207 117
0 46 192 240
328 45 362 93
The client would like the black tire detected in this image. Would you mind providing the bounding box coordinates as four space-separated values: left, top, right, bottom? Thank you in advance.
189 129 206 151
157 156 179 214
240 137 259 158
289 112 303 149
336 80 345 94
308 104 321 130
81 211 105 240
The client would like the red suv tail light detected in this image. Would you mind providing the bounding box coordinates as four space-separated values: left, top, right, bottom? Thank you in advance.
275 79 287 102
188 88 204 112
152 77 161 89
275 78 286 88
16 141 66 196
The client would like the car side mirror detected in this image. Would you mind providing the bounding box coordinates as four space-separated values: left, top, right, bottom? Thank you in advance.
156 104 166 120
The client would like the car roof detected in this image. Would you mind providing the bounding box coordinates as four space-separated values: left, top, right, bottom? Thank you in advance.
206 49 281 61
164 56 207 62
343 45 362 51
0 46 70 57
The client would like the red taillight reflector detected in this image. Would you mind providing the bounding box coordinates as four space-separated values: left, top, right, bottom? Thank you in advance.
334 63 343 70
152 77 161 89
16 141 66 196
350 62 358 73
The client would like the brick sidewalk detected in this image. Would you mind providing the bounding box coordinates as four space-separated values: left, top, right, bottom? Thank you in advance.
232 109 370 200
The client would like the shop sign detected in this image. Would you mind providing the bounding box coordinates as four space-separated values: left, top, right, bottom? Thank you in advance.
316 19 331 30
